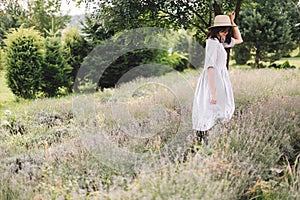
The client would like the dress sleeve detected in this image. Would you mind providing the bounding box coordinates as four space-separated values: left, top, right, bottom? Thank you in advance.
223 37 235 48
204 39 218 70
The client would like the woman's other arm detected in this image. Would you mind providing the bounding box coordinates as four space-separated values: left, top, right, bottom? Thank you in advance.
207 67 217 104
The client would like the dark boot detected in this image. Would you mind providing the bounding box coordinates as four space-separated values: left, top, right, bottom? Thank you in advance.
196 131 209 145
202 131 209 146
196 131 204 143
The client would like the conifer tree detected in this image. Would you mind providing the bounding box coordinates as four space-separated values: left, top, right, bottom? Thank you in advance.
43 36 72 96
5 26 44 99
236 0 294 67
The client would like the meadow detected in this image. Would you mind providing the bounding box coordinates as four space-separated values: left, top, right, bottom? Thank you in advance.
0 65 299 199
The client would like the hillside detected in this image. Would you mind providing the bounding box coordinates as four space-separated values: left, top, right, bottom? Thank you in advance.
0 68 300 199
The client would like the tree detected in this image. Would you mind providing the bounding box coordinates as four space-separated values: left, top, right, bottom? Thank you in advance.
283 0 300 56
5 26 44 99
233 44 251 65
78 0 243 43
236 0 294 68
0 0 28 47
27 0 71 37
77 0 244 71
0 0 71 47
73 0 246 90
43 36 72 96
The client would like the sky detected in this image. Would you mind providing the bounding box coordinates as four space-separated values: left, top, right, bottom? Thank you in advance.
60 0 86 16
15 0 87 16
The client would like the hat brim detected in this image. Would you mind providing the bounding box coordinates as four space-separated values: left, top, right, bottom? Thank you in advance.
208 24 233 29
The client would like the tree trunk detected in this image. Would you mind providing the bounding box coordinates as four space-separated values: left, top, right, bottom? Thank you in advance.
226 0 243 70
235 0 242 22
226 48 231 70
213 1 222 15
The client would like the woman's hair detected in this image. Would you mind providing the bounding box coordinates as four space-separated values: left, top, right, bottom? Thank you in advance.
207 26 232 44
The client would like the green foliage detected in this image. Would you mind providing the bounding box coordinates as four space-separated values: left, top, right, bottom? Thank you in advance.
83 47 171 90
283 1 300 49
43 37 72 97
80 0 242 43
233 44 252 65
63 27 90 90
5 26 44 99
0 0 28 47
161 52 189 72
237 0 295 68
0 0 70 46
269 60 297 69
26 0 70 37
78 0 245 78
281 61 292 69
78 28 197 91
81 15 115 46
0 50 3 70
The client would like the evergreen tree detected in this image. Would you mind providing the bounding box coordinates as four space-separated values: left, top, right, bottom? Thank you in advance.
283 0 300 56
43 36 72 96
27 0 70 38
236 0 294 67
5 26 44 99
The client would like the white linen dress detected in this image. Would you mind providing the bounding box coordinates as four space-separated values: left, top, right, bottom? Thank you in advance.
192 37 235 131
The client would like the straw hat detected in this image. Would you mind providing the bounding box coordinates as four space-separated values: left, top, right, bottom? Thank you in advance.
208 15 233 29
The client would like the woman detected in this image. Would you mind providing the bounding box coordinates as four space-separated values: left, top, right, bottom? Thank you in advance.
192 12 243 144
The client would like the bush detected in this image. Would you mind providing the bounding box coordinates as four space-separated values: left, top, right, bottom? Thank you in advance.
43 37 72 97
281 60 296 69
234 44 251 65
161 52 189 72
5 26 44 99
79 46 171 91
98 49 171 89
269 61 296 69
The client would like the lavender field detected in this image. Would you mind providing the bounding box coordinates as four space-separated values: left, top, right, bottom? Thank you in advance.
0 68 300 199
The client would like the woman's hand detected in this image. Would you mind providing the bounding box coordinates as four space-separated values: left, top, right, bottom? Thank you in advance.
229 11 236 26
210 95 217 104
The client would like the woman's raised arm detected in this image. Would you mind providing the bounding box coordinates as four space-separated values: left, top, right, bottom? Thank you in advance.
230 11 243 45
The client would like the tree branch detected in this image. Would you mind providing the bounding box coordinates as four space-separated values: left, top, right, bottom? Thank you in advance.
213 1 222 15
235 0 242 23
179 1 209 28
189 21 207 34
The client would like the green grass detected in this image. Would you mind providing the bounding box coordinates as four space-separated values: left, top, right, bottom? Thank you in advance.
0 71 15 110
230 49 300 69
0 65 300 199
